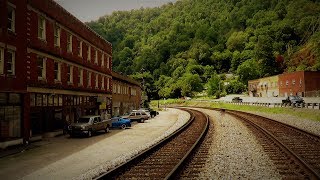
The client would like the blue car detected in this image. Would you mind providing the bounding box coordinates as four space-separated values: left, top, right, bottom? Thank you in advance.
111 117 131 129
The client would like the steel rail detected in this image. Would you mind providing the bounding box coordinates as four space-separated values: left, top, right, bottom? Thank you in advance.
94 108 208 179
227 110 320 179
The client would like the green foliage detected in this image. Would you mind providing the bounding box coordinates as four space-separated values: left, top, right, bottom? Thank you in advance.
87 0 320 99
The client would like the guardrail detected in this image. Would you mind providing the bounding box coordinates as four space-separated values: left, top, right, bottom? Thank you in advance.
225 101 320 110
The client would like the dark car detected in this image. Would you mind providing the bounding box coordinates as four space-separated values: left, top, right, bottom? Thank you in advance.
282 96 304 106
232 97 243 103
111 117 131 129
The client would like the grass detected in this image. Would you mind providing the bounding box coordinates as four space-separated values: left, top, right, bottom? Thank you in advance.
150 99 320 122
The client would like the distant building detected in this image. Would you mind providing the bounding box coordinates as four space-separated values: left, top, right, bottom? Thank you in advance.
248 75 279 97
248 71 320 97
279 71 320 97
1 0 112 144
112 72 142 116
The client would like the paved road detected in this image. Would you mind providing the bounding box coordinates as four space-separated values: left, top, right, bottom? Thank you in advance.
0 109 189 180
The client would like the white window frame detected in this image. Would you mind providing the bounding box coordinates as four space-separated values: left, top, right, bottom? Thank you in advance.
7 49 16 75
54 61 61 82
7 3 15 32
87 46 91 61
37 56 46 80
292 79 295 85
107 56 110 69
107 78 110 90
95 74 99 88
54 25 60 47
67 34 72 52
38 16 46 40
78 41 82 57
101 77 105 90
94 50 98 64
101 53 104 67
67 65 73 84
87 72 92 87
0 48 4 74
78 68 83 86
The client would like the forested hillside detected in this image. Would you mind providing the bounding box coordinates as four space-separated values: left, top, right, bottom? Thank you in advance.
87 0 320 99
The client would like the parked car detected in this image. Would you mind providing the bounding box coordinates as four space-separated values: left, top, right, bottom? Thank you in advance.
121 111 149 123
232 97 243 102
111 117 131 129
68 115 112 137
149 109 159 118
282 96 304 106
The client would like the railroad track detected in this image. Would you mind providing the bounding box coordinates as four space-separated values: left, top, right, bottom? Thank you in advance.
95 108 209 179
226 110 320 179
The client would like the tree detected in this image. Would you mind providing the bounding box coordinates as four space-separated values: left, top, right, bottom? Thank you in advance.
237 59 260 85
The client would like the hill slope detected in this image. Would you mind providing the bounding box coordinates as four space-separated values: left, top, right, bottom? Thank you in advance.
87 0 320 99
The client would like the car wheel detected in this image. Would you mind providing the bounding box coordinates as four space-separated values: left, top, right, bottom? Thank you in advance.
105 126 110 133
140 119 145 123
87 130 92 137
121 124 126 129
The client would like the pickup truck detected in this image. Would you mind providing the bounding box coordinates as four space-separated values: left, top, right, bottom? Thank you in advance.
282 96 304 107
121 111 149 123
68 115 112 137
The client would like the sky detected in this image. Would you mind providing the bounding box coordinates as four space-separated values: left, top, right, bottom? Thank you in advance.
54 0 177 22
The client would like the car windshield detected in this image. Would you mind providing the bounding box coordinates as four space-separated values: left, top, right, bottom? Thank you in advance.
289 96 302 100
77 117 90 123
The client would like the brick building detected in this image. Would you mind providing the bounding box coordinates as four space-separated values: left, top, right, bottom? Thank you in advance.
112 72 142 116
0 0 113 144
248 71 320 97
279 71 320 97
248 75 279 97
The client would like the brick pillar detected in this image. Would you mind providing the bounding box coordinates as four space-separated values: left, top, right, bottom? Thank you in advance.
23 93 31 144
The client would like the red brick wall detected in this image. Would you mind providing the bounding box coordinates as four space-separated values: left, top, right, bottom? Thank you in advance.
279 71 305 97
0 0 27 92
305 71 320 92
27 0 111 55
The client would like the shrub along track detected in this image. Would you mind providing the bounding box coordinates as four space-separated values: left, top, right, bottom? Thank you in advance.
95 108 209 179
225 109 320 179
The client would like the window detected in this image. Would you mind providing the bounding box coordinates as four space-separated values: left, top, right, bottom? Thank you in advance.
280 81 282 86
54 61 61 81
0 48 4 74
78 68 83 86
107 56 110 69
78 41 82 57
7 50 15 75
292 79 295 85
54 25 60 47
38 16 46 40
87 72 91 87
101 53 104 67
67 65 73 83
286 80 289 86
37 56 46 79
95 74 99 88
67 34 72 52
7 3 15 32
101 77 105 90
87 46 91 61
107 78 110 90
94 50 98 64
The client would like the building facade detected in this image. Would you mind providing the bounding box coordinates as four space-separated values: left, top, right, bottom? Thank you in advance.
249 71 320 97
0 0 112 143
279 71 320 97
112 72 142 116
248 75 279 97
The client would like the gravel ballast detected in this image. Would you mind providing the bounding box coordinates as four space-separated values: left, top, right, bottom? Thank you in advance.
21 109 190 180
194 108 282 179
244 111 320 136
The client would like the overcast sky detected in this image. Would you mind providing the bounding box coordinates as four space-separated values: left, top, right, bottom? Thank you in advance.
54 0 177 22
